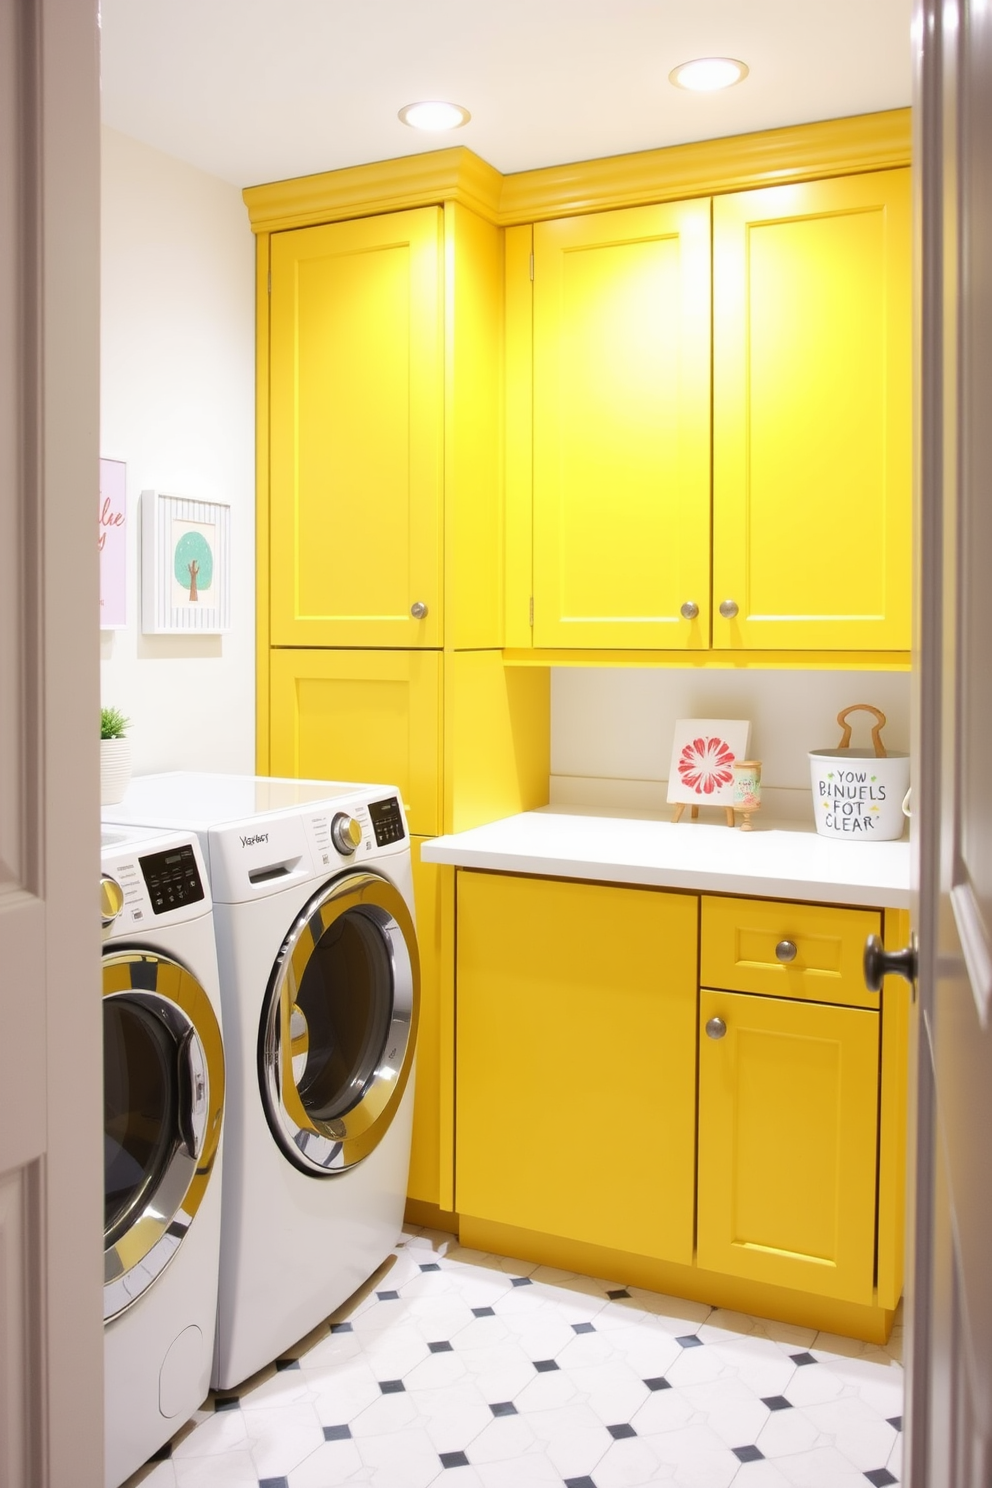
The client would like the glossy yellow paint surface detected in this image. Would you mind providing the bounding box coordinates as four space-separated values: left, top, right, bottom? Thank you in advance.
269 207 442 648
697 988 880 1303
713 170 912 650
444 651 549 833
456 872 698 1263
701 896 882 1010
268 649 442 836
406 839 455 1209
533 200 712 649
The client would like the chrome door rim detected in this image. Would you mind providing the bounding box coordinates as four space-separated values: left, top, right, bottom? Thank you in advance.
102 951 224 1321
259 871 419 1175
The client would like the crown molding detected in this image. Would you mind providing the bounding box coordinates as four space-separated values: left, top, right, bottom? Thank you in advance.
243 109 911 235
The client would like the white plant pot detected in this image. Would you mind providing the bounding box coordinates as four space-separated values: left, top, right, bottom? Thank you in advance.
100 737 132 806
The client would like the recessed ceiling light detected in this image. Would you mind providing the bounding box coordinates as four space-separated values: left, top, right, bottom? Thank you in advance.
398 101 471 132
669 57 749 92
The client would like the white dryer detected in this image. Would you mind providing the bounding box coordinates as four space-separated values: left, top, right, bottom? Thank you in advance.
105 774 419 1390
100 825 225 1488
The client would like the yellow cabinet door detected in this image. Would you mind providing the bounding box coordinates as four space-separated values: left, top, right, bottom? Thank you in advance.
456 872 698 1264
406 838 454 1210
713 170 911 650
697 989 880 1303
268 649 442 836
533 201 712 649
269 208 442 648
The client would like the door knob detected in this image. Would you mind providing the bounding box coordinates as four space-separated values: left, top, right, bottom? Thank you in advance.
680 601 699 620
719 598 739 619
410 601 428 619
705 1016 727 1040
775 939 798 963
864 933 917 992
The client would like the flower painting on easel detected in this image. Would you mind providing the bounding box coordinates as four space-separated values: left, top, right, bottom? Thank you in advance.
667 719 752 810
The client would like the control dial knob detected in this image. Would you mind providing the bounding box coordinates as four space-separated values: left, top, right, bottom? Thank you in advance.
331 814 363 856
101 874 125 926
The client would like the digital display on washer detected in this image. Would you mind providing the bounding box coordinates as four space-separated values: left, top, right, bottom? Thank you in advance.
139 844 205 915
368 796 405 846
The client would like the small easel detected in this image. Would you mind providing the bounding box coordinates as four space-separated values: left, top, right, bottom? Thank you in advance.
672 802 736 827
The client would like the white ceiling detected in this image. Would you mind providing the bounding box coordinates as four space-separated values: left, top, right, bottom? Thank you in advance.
99 0 914 190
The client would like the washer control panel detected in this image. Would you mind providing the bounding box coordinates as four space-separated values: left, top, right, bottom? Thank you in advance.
368 796 406 847
139 843 205 916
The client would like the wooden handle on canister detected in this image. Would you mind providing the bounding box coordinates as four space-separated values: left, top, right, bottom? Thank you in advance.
836 704 888 758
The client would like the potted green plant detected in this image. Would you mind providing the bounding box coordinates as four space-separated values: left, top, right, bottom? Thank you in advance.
100 706 132 805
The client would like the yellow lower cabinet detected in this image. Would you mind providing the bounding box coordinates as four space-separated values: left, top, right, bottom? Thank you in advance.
456 871 698 1264
268 648 442 836
406 838 454 1210
697 988 880 1304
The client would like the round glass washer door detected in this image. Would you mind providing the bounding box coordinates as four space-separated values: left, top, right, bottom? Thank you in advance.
259 871 419 1176
102 950 224 1321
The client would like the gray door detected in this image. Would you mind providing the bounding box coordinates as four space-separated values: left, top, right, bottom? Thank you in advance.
910 0 992 1481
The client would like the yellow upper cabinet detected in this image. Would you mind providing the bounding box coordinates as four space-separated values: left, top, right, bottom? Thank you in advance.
532 200 712 649
269 207 443 648
712 169 911 650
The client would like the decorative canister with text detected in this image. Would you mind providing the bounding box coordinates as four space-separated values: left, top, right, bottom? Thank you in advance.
809 705 909 840
732 760 762 831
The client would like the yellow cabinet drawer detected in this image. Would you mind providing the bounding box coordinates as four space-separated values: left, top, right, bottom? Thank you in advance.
697 988 880 1303
268 648 442 836
701 896 881 1009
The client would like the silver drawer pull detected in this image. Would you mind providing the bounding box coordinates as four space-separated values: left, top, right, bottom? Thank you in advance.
680 600 699 620
775 939 798 963
705 1016 727 1040
410 601 428 619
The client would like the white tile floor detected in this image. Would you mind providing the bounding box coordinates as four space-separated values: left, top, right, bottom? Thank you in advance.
125 1228 904 1488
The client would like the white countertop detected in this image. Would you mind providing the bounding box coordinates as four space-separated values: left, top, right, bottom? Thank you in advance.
420 807 911 908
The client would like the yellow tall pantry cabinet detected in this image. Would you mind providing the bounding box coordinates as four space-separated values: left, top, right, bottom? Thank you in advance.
245 163 551 1216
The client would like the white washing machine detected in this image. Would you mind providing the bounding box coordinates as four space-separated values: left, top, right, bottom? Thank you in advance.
105 773 419 1390
100 825 225 1488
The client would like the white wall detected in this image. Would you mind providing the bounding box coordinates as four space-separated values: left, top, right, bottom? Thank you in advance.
100 127 256 774
551 667 912 822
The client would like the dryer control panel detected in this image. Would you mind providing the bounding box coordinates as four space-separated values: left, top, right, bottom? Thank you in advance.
368 796 405 847
139 843 205 916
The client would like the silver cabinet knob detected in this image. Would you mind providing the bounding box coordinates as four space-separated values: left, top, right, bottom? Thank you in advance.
680 601 699 620
775 939 798 963
331 814 363 855
705 1016 727 1040
100 874 125 926
719 598 739 619
410 601 428 620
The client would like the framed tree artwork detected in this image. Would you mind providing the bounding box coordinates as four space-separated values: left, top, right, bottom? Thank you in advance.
141 490 232 634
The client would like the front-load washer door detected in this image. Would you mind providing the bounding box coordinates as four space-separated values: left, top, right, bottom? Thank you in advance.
102 951 224 1321
259 871 419 1175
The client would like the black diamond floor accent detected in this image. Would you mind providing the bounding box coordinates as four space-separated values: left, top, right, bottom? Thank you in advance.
330 1322 353 1334
275 1357 300 1371
790 1351 817 1366
323 1425 352 1441
429 1340 454 1353
607 1423 636 1440
511 1275 533 1287
606 1288 630 1300
644 1376 671 1391
761 1395 792 1412
490 1401 518 1417
214 1397 240 1411
864 1472 898 1487
534 1358 560 1372
379 1379 405 1394
572 1322 595 1334
420 1262 441 1272
440 1450 470 1469
259 1479 289 1488
376 1289 400 1301
887 1416 903 1431
676 1334 704 1348
733 1446 765 1464
564 1478 598 1488
472 1306 495 1318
